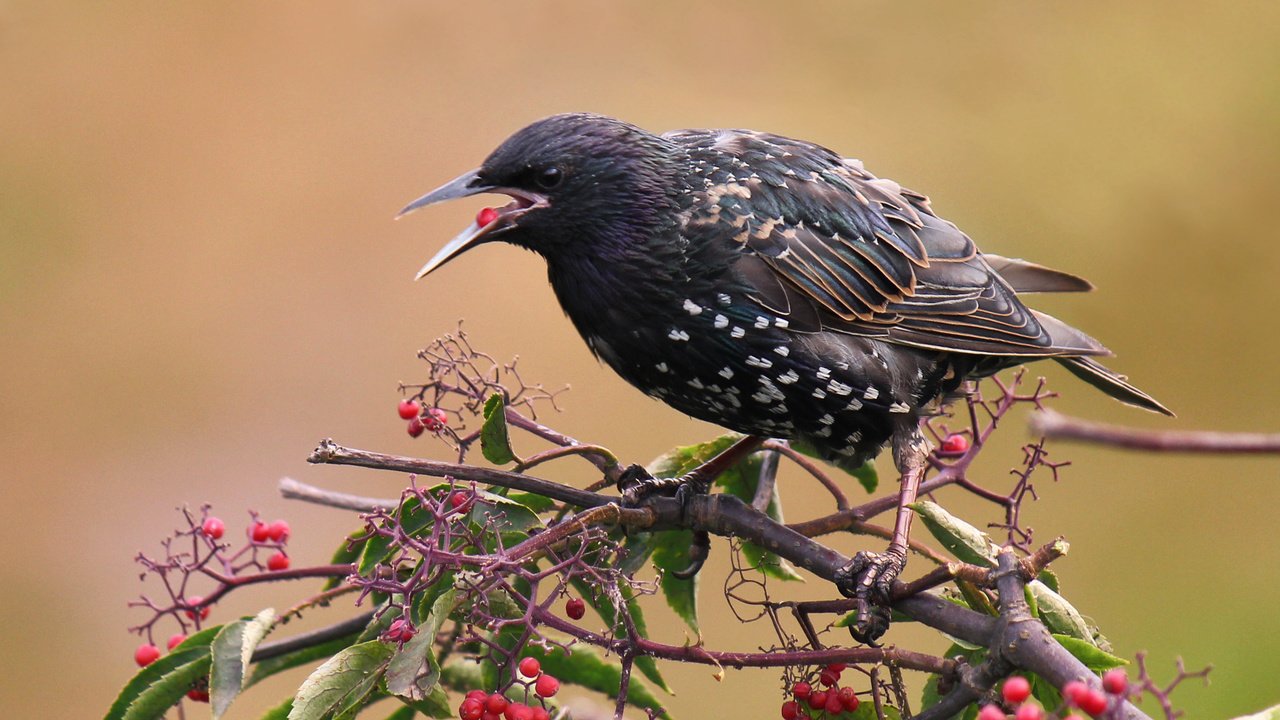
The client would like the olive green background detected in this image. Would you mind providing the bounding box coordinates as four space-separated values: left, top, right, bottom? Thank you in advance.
3 3 1278 718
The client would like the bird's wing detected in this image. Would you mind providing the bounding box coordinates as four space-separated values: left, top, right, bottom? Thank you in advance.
672 129 1108 358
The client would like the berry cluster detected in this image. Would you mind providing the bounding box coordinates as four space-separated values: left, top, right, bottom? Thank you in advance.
456 656 559 720
399 398 450 438
977 670 1129 719
781 664 861 719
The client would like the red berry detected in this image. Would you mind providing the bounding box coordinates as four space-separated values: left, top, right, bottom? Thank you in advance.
519 656 542 678
184 596 211 621
167 633 187 650
819 668 839 687
460 698 484 720
267 519 290 542
940 434 970 455
398 399 422 420
481 714 501 720
1014 704 1043 720
565 597 585 620
477 207 500 227
250 521 271 542
807 690 827 710
385 618 416 643
1078 689 1108 716
1064 716 1087 720
507 704 533 720
485 693 508 714
408 417 427 437
531 709 549 720
824 689 844 714
201 517 225 539
423 407 449 432
187 688 210 703
1063 681 1090 707
791 681 812 700
535 673 560 698
1102 668 1129 695
781 700 799 720
1002 675 1031 704
267 551 290 571
450 491 473 513
466 690 488 702
837 686 860 711
134 643 161 667
826 662 847 673
977 705 1006 720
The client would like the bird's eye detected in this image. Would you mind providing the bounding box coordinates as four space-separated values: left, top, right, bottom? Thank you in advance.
535 166 563 190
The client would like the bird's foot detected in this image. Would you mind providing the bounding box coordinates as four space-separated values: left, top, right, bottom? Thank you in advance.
834 549 905 645
617 464 709 513
617 464 712 579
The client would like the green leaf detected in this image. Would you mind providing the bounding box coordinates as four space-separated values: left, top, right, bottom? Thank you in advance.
324 531 367 591
259 697 293 720
1052 634 1128 671
122 649 213 720
288 640 394 720
522 645 670 719
360 487 541 575
248 630 363 687
386 588 458 701
105 626 220 720
711 443 802 582
910 501 998 567
211 608 276 718
383 707 418 720
1231 705 1280 720
1031 583 1093 644
398 687 452 718
650 529 699 634
480 393 516 465
790 438 878 493
569 578 672 694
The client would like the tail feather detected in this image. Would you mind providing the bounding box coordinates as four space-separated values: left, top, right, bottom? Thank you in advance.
1056 356 1174 416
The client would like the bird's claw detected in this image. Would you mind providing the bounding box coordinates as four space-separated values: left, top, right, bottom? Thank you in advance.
616 464 712 578
835 549 905 644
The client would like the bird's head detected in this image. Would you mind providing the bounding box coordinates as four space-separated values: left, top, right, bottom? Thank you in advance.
400 113 682 279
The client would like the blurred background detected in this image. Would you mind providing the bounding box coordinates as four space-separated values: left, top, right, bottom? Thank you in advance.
3 2 1278 718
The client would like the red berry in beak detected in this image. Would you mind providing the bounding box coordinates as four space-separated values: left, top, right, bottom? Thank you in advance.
477 207 499 227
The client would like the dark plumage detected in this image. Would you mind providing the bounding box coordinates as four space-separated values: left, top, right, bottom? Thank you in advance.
399 113 1170 641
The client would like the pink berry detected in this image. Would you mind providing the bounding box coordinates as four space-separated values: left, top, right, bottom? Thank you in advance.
485 693 508 714
423 407 449 432
565 597 585 620
267 551 290 571
1063 681 1090 707
1014 704 1044 720
535 673 559 698
1002 675 1031 704
407 417 426 437
837 686 860 711
977 705 1006 720
824 689 844 714
134 643 161 667
167 633 187 650
184 596 210 621
266 519 290 542
1078 689 1108 716
201 517 225 539
398 399 422 420
940 434 969 455
518 656 541 678
477 207 499 227
1102 668 1129 695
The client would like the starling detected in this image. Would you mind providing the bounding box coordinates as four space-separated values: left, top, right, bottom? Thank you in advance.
399 113 1170 641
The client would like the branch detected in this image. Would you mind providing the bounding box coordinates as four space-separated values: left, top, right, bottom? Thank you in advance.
1032 409 1280 453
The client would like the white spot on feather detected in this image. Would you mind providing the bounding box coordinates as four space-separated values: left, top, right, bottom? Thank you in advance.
668 328 690 342
713 314 729 329
682 299 703 316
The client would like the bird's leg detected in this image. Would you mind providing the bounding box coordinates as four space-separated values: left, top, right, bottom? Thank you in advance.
617 434 765 507
835 425 929 644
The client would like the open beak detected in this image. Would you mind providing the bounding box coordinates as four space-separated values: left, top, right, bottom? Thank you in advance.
398 169 547 280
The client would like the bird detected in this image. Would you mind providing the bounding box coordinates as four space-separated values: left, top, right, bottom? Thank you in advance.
397 112 1171 642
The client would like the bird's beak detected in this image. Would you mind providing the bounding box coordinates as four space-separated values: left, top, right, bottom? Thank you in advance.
398 169 548 280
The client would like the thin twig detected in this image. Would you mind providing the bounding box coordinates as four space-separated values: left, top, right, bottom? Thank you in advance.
1032 409 1280 453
